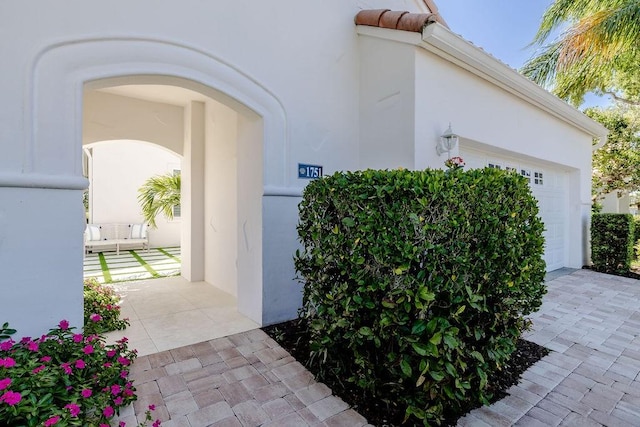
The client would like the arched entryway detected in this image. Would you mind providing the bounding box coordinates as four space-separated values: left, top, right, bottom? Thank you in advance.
31 37 289 327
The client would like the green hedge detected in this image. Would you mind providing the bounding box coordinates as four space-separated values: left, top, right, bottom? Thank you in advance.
591 213 635 274
634 216 640 259
295 168 546 425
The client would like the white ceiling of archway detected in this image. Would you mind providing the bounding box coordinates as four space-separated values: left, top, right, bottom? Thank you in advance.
98 85 210 107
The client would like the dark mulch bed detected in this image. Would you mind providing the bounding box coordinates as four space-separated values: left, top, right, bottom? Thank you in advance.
263 319 549 426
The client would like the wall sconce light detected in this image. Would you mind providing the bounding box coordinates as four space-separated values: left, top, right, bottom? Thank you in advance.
436 123 459 157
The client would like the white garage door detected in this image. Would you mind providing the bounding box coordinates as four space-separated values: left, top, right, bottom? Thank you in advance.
460 149 568 272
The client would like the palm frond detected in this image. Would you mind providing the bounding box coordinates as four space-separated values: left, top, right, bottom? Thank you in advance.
525 0 640 103
137 173 181 228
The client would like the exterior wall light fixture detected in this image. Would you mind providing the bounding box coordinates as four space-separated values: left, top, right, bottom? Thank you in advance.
436 123 459 157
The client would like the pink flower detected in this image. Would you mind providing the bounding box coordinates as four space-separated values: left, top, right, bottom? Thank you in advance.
119 422 126 427
120 370 128 378
27 341 39 352
81 388 92 398
87 334 99 342
0 357 16 368
117 356 130 366
73 334 84 343
106 350 117 358
0 340 14 351
114 396 123 405
103 362 112 368
103 405 114 418
117 337 128 344
111 384 121 396
444 156 466 169
0 378 11 391
58 319 70 330
40 356 52 363
153 420 161 427
83 345 94 355
32 365 45 374
61 362 72 375
65 402 81 417
148 404 155 411
0 390 21 406
44 415 60 426
100 424 109 427
75 359 86 369
90 313 102 322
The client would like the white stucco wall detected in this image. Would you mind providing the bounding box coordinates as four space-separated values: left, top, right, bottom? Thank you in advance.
237 113 265 324
88 140 182 248
359 37 416 169
204 101 239 296
0 188 85 333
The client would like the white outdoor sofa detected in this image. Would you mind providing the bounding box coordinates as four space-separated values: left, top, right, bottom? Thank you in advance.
84 223 149 255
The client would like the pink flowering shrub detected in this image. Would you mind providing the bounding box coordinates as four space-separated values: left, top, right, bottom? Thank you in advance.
0 321 159 426
84 278 130 335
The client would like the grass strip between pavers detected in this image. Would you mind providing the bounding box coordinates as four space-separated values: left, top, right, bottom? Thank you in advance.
157 247 181 262
129 250 161 278
97 252 112 283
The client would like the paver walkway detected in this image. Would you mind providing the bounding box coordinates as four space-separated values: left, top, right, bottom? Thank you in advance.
114 329 369 427
115 269 640 426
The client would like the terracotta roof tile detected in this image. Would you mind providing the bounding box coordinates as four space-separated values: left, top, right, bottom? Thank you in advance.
355 9 439 33
379 10 408 29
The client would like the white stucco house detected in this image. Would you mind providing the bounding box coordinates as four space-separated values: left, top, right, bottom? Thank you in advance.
0 0 607 337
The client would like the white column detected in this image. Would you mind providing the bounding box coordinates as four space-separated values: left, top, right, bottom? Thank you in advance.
181 101 206 281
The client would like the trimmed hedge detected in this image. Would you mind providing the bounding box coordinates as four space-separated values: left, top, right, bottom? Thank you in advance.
591 213 635 274
634 216 640 259
295 168 547 425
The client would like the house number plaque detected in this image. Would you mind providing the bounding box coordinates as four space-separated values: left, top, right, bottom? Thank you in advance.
298 163 323 179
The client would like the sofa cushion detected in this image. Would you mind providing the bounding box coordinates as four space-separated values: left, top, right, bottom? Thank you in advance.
86 225 101 241
129 223 148 240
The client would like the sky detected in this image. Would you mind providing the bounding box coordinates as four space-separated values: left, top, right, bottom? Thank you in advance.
435 0 611 109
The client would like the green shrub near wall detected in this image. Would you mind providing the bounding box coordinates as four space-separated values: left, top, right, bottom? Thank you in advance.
295 168 547 425
633 216 640 259
591 213 635 274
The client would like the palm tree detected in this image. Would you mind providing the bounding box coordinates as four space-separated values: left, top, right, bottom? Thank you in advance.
137 173 181 228
521 0 640 106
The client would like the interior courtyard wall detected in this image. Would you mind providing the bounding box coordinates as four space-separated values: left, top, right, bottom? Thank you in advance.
89 140 182 247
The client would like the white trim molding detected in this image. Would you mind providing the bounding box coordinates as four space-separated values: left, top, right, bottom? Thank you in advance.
0 173 88 190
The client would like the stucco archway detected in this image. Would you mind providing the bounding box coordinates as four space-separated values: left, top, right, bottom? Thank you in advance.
30 37 289 325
